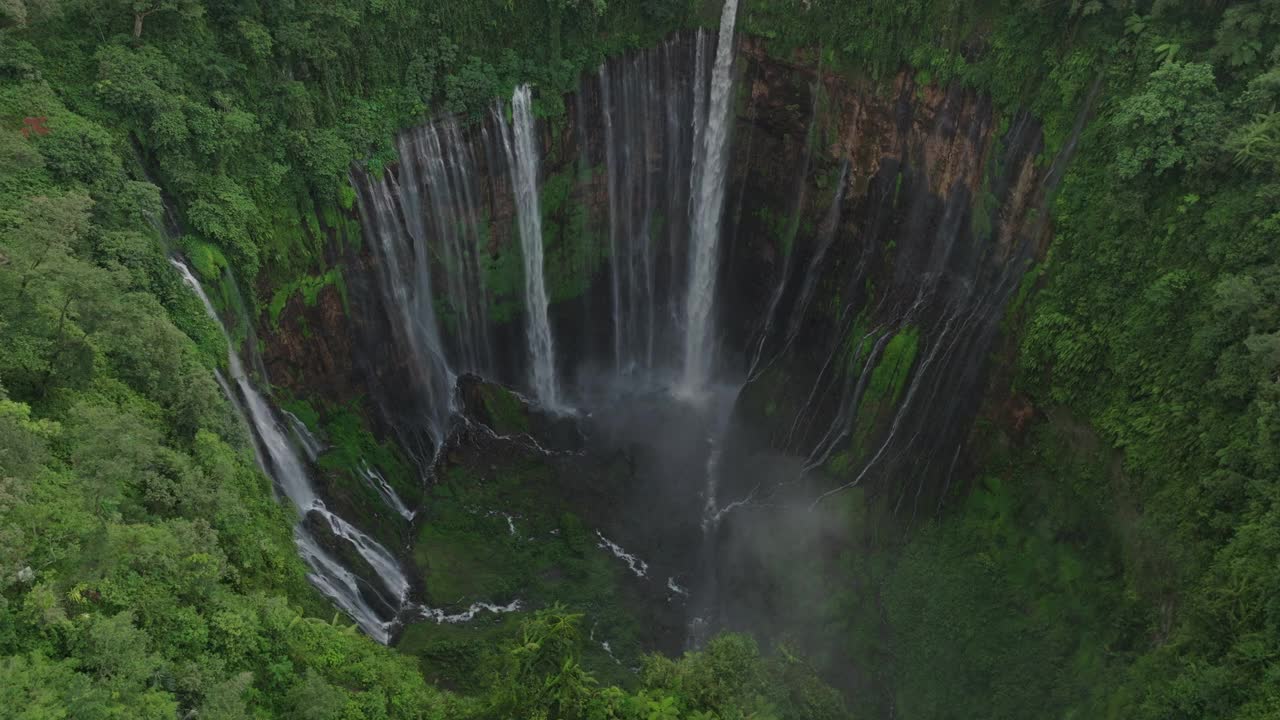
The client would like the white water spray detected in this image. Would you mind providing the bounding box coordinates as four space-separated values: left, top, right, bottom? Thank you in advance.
413 599 524 624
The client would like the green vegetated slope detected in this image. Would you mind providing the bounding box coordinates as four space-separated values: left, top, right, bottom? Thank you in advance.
738 1 1280 719
3 0 1279 718
0 32 845 719
0 65 445 717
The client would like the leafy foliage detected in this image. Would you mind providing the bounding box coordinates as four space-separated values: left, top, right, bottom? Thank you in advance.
2 0 703 305
5 0 1280 717
0 82 458 717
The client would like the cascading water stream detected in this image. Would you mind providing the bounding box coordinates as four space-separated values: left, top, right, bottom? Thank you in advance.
360 30 718 405
293 530 395 637
286 410 327 462
591 33 708 382
682 380 747 648
354 163 456 448
399 121 495 375
600 63 626 374
170 258 410 644
681 0 740 393
358 461 417 521
498 84 562 409
170 259 315 510
310 504 412 600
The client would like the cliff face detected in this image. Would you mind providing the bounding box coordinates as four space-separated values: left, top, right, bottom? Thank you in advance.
719 40 1051 512
260 30 1053 509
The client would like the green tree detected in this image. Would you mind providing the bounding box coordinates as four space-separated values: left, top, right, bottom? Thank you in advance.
491 605 597 719
1110 61 1225 178
125 0 203 39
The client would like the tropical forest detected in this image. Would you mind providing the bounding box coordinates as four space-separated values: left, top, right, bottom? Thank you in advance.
1 0 1278 717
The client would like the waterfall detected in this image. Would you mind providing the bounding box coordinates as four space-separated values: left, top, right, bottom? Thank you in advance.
754 110 1056 515
599 63 626 373
681 0 740 393
686 382 743 647
398 121 495 376
595 33 705 380
309 504 412 601
358 29 724 400
170 259 316 511
498 84 561 409
293 529 396 639
170 258 408 644
352 160 456 448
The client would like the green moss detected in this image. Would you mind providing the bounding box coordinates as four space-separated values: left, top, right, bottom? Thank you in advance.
417 517 524 603
482 164 608 320
276 397 420 545
267 267 347 327
849 325 920 462
1008 262 1044 318
319 203 364 251
740 365 791 428
815 163 842 193
184 238 230 280
839 308 874 376
479 383 531 435
541 165 607 305
337 184 357 211
755 205 796 258
256 200 364 316
318 406 416 501
827 450 853 476
261 201 327 285
971 188 999 240
872 326 920 405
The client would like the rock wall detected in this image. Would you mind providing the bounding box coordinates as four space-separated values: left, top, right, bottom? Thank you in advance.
720 39 1052 513
260 30 1055 511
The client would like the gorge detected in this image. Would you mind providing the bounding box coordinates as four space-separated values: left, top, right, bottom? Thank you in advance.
3 0 1278 718
248 5 1075 686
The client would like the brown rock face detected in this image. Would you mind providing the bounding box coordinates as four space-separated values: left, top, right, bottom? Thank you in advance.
265 282 350 401
713 38 1064 514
